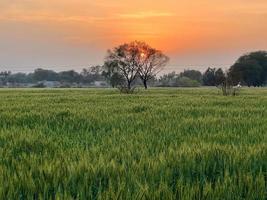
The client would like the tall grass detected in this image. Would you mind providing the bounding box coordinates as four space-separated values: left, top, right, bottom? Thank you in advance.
0 88 266 199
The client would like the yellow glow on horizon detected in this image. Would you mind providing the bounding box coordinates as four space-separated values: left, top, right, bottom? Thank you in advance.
0 0 267 56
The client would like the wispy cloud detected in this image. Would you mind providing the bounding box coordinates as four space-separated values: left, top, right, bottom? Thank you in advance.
0 10 176 23
117 11 175 19
0 13 106 23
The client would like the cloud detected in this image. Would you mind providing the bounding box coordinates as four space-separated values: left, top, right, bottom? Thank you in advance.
117 11 175 19
0 12 107 23
0 9 175 24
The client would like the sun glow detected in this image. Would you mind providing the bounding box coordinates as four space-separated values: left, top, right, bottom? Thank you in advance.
140 52 146 58
1 0 267 70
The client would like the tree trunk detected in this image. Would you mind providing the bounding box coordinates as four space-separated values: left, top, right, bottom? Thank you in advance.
143 80 148 89
127 81 131 90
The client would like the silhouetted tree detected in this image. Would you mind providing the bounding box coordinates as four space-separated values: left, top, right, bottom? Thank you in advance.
7 73 31 83
203 68 226 86
203 68 216 86
0 71 11 86
175 76 201 87
59 70 81 83
214 68 226 86
158 72 200 87
105 41 169 91
32 68 59 81
105 42 141 92
229 51 267 86
81 66 104 84
102 61 125 88
158 72 177 87
135 42 169 89
109 72 125 88
180 70 202 82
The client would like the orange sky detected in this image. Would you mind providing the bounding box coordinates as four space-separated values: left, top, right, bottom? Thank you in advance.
0 0 267 72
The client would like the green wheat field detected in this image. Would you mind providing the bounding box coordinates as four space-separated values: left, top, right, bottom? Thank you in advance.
0 88 266 199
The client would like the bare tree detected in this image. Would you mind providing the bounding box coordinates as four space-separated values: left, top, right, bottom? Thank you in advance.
105 42 142 92
217 72 242 96
105 41 169 92
136 42 169 89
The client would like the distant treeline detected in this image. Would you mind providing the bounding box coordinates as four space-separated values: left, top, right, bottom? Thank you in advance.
0 66 106 87
0 67 219 88
0 51 266 88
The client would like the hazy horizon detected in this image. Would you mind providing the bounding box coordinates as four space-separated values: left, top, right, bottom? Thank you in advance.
1 0 267 73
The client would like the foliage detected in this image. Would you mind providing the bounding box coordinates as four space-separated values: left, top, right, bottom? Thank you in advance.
158 71 177 86
180 69 202 82
158 72 201 87
104 41 169 91
105 42 141 91
217 79 241 96
214 68 226 86
229 51 267 86
203 68 216 86
135 42 169 89
7 73 33 84
0 71 11 86
203 68 226 86
1 50 267 89
32 82 46 88
176 76 201 87
58 70 81 83
0 67 107 87
81 66 105 84
33 68 59 82
102 61 126 88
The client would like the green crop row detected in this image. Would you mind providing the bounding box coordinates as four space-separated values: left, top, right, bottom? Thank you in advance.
0 88 266 199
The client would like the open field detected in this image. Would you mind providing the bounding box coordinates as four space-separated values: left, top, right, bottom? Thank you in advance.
0 88 266 199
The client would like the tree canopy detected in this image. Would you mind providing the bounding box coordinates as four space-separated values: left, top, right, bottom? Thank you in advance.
104 41 169 91
202 68 226 86
229 51 267 86
180 70 202 82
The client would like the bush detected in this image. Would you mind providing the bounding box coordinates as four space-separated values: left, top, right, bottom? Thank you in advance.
32 83 46 88
175 77 201 87
118 85 136 94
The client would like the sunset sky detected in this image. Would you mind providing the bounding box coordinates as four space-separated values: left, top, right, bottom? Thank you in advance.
0 0 267 72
